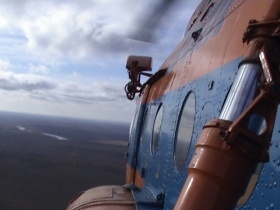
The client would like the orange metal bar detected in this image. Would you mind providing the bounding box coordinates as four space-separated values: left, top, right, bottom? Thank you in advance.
174 1 280 209
174 120 257 210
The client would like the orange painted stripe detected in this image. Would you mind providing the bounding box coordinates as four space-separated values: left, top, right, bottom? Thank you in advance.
145 0 271 103
125 164 145 188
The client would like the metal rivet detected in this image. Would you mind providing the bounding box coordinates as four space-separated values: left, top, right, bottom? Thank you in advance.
208 81 214 90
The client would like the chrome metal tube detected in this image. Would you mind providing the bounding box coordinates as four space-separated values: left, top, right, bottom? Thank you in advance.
219 63 261 121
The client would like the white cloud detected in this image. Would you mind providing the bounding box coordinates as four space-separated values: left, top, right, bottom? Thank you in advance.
0 0 199 122
28 64 50 75
0 0 193 62
0 68 126 103
0 67 134 121
0 0 153 62
0 71 56 91
0 59 11 71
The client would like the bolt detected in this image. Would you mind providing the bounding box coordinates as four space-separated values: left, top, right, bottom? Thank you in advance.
255 41 264 49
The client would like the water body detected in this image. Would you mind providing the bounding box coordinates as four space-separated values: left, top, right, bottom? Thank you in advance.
17 126 66 140
16 125 32 132
16 126 26 131
42 133 68 141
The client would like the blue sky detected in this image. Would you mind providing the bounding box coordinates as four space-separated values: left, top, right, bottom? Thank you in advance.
0 0 199 122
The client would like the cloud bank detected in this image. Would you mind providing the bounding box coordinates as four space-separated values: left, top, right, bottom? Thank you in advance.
0 0 163 61
0 0 199 121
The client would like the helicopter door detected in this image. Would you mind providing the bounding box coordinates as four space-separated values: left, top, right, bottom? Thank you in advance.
125 85 151 187
124 66 167 189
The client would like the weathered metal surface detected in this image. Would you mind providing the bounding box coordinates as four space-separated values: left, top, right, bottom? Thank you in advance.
66 186 135 210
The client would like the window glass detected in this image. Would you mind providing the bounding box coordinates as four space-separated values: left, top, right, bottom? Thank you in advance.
129 107 139 145
151 104 163 154
140 108 148 141
175 92 196 171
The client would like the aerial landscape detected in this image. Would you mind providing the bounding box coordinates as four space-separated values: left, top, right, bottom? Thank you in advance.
0 111 129 210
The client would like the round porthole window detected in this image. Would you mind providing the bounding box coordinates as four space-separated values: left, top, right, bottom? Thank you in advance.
151 104 163 154
174 92 196 171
